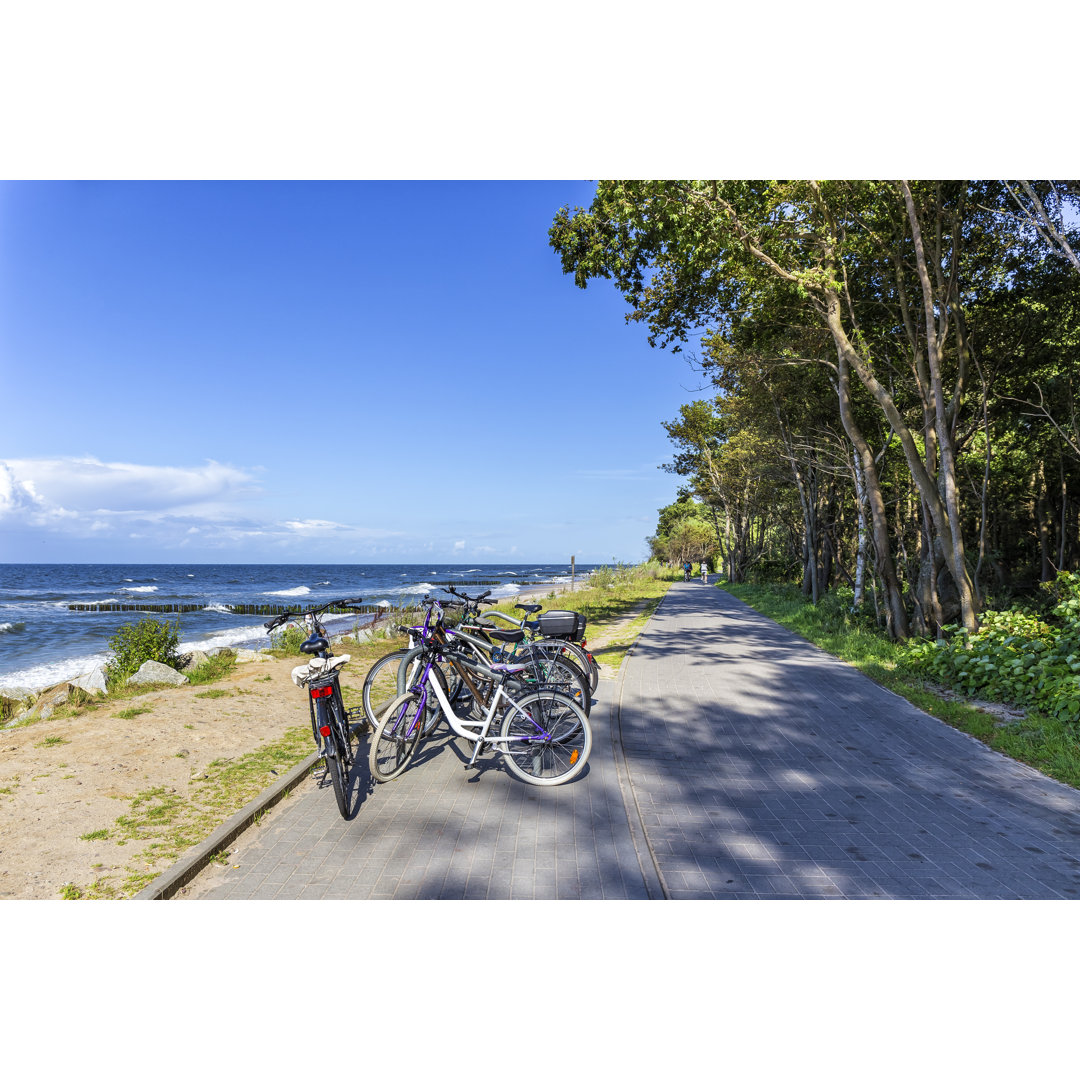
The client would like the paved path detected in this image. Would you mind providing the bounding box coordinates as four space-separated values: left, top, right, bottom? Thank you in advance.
188 583 1080 900
619 584 1080 898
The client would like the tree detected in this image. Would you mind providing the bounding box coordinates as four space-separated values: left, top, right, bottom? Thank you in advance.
551 181 1045 634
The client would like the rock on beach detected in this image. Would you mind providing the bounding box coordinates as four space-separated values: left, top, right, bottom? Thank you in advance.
129 660 189 686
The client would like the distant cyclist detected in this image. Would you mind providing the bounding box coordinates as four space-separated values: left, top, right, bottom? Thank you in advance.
700 560 709 584
683 561 692 581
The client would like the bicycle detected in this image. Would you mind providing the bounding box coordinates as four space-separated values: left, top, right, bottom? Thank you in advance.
429 597 591 716
444 586 599 696
370 629 592 787
264 597 367 819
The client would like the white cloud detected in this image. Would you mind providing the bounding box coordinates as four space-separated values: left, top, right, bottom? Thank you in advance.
0 462 45 516
453 540 465 551
1 456 259 513
0 455 407 559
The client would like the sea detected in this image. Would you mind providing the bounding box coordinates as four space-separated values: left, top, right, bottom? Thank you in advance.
0 563 595 692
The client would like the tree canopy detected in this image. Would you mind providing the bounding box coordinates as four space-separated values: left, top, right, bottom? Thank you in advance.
551 181 1080 638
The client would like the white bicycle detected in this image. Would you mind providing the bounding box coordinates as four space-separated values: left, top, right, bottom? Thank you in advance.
369 640 592 788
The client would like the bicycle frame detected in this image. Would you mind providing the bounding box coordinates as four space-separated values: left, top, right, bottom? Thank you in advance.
404 652 567 767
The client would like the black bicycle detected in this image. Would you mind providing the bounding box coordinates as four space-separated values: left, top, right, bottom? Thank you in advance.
264 597 366 819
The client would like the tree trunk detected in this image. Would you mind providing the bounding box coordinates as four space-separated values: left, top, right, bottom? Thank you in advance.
901 181 979 632
834 345 909 638
851 451 868 609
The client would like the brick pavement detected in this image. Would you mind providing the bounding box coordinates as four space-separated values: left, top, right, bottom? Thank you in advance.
187 581 1080 900
618 583 1080 898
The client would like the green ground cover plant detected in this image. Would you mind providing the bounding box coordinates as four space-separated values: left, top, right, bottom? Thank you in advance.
724 578 1080 790
905 572 1080 724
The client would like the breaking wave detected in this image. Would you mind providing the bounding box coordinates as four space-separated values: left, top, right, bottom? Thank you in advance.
265 586 311 597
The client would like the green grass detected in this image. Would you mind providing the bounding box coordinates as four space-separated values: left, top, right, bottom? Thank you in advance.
116 706 152 720
185 652 237 685
79 828 110 841
35 735 69 748
589 596 667 674
194 688 232 700
724 581 1080 791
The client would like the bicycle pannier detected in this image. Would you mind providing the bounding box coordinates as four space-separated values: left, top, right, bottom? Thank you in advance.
537 609 582 639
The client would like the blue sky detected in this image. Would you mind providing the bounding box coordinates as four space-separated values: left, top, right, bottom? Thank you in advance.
0 180 703 564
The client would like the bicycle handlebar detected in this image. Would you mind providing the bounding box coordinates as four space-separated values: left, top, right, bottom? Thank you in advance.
444 586 493 605
262 596 365 632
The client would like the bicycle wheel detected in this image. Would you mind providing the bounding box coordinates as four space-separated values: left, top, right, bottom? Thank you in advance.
534 638 598 696
499 689 591 786
369 693 423 781
519 650 591 715
362 649 412 728
317 701 350 817
330 687 356 766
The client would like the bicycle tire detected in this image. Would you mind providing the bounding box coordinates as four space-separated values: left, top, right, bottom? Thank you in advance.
518 649 591 715
362 649 412 729
499 689 591 786
330 686 356 766
317 700 350 817
530 637 597 695
369 693 423 781
555 639 600 695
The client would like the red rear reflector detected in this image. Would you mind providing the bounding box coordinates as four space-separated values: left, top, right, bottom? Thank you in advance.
310 686 332 699
319 725 332 737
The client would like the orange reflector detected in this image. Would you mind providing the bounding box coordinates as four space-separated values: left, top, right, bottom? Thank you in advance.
569 749 579 765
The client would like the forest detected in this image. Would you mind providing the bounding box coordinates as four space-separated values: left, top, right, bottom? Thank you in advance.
550 181 1080 645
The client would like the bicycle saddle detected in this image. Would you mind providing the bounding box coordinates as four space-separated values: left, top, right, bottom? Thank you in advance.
486 628 525 643
300 636 329 654
515 603 542 614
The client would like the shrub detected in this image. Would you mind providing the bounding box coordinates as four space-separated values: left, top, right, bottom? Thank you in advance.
104 617 181 689
904 592 1080 726
268 621 309 656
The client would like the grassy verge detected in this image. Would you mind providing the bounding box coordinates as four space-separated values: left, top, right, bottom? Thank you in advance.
723 582 1080 790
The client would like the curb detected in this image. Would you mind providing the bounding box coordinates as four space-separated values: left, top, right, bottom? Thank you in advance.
608 589 670 900
133 751 319 900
